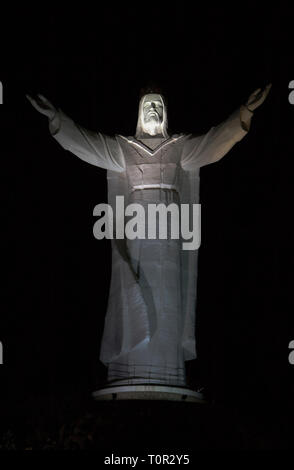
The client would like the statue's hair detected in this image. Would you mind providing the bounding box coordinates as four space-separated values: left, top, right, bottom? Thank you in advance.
139 83 168 106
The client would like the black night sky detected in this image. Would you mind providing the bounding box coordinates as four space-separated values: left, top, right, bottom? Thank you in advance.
0 5 294 451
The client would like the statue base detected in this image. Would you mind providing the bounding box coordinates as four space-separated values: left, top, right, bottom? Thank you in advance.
92 384 207 403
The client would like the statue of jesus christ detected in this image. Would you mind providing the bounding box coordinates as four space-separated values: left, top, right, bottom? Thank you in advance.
27 84 271 387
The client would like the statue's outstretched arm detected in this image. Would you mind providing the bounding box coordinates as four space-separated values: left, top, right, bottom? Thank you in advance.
26 94 125 172
181 84 272 171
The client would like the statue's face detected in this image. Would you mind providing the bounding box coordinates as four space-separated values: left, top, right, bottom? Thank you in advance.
136 92 167 138
142 94 164 126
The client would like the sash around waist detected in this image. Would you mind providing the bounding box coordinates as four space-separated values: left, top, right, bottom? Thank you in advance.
128 186 180 204
131 183 179 192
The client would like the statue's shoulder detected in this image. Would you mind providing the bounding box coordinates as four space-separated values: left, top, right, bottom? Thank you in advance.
171 132 185 139
114 134 133 143
170 133 191 144
171 132 201 140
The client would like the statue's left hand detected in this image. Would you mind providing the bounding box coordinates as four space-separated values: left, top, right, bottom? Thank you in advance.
246 83 272 111
26 94 57 120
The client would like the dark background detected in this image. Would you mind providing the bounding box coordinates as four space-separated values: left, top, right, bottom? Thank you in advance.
0 5 294 450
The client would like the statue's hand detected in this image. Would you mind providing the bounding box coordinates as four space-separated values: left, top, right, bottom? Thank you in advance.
26 94 56 120
245 83 272 112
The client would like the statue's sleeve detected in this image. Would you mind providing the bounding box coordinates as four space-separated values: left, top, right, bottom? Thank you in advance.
48 109 125 172
180 106 253 171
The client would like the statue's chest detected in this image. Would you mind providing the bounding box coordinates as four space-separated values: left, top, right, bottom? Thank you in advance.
118 136 183 189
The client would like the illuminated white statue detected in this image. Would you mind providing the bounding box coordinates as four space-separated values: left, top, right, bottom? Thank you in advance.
27 85 271 388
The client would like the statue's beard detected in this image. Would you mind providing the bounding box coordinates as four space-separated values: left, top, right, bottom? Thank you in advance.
142 115 162 136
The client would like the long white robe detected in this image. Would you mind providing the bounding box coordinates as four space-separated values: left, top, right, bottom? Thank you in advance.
50 106 251 385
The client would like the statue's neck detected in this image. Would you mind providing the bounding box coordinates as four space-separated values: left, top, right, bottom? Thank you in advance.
136 130 165 139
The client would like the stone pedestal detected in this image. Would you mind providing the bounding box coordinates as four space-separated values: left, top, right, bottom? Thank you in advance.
92 384 207 403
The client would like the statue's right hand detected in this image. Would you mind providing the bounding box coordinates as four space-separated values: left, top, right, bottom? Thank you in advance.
26 94 56 120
